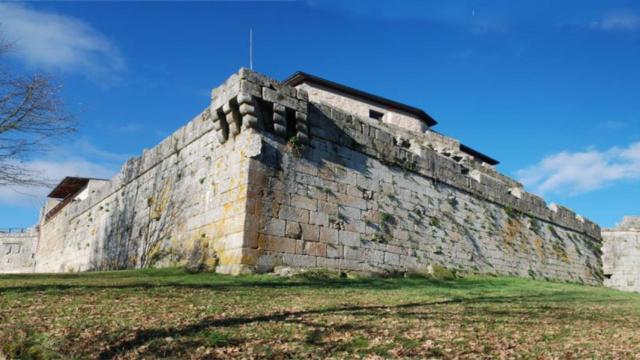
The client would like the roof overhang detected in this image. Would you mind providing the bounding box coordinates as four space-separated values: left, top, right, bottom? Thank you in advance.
47 177 104 199
283 71 438 127
460 144 499 166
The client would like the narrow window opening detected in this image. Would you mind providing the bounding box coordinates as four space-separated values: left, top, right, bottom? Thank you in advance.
369 109 384 121
285 107 297 140
257 98 274 133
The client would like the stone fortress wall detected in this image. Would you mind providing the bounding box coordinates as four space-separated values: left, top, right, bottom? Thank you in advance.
236 71 602 283
3 68 604 284
602 217 640 292
33 105 260 274
0 228 38 273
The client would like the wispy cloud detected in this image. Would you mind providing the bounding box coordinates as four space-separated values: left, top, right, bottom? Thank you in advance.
305 0 508 34
74 138 130 162
589 10 640 31
517 142 640 196
598 120 628 130
113 123 144 134
0 140 126 208
0 2 125 82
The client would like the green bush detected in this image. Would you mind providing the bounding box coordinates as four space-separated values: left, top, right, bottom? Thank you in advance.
291 268 342 280
429 264 456 281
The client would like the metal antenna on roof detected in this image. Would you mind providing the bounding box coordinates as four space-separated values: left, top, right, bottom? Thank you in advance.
249 28 253 70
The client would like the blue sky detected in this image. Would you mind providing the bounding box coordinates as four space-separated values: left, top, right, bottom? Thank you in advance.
0 0 638 228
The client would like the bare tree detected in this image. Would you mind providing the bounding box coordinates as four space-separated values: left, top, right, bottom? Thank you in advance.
0 35 75 187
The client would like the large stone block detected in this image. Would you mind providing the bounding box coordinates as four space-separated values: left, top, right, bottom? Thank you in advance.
278 205 310 223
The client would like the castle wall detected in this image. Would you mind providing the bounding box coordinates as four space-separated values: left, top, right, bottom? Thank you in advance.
246 100 603 284
0 229 37 273
9 68 603 283
602 217 640 292
34 107 261 274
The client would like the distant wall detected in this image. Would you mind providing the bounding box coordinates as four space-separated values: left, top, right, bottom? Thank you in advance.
0 229 37 273
602 217 640 292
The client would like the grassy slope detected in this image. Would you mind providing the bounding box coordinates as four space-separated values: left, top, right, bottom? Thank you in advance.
1 269 639 359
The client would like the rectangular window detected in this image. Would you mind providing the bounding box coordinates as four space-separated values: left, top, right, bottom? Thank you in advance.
369 109 384 121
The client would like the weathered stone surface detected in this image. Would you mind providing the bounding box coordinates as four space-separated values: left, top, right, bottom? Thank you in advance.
0 229 37 273
602 217 640 292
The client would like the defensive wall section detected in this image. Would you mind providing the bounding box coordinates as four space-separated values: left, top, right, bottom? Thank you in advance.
602 217 640 292
25 69 603 283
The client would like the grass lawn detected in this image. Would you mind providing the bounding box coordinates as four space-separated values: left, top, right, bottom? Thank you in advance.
1 268 640 359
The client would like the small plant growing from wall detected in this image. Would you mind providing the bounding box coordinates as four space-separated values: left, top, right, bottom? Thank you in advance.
504 206 520 219
398 157 417 175
547 224 561 239
380 212 395 224
287 136 303 157
372 232 388 244
446 195 458 209
319 186 335 197
529 217 542 235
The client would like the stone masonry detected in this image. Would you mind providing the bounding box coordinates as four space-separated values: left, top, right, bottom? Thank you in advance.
0 228 38 273
1 69 604 284
602 217 640 292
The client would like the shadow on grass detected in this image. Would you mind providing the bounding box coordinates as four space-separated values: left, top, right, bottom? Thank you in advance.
2 269 637 358
93 290 630 359
94 297 465 359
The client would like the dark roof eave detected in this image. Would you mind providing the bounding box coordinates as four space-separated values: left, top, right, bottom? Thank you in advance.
47 177 108 199
283 71 438 127
460 144 499 165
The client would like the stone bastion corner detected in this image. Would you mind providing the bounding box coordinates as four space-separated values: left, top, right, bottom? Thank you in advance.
5 67 606 284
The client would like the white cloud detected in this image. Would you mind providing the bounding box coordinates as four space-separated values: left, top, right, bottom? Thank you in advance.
0 141 125 208
304 0 508 34
113 123 144 134
74 138 130 163
517 142 640 196
598 120 628 130
0 3 124 81
590 11 640 31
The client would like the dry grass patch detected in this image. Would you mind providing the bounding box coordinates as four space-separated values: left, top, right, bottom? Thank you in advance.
1 268 639 359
